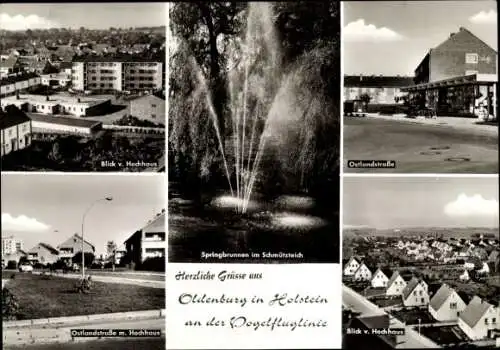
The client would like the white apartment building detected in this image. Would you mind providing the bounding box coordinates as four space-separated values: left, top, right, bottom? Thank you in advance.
1 73 42 97
2 235 24 256
72 57 163 93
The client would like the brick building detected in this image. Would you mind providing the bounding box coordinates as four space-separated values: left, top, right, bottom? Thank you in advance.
403 27 497 119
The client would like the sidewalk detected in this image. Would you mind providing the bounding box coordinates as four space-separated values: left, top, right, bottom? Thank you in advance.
365 113 498 137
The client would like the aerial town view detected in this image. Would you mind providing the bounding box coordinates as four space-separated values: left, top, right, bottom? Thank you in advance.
342 177 500 349
1 173 166 349
343 1 498 173
0 3 166 172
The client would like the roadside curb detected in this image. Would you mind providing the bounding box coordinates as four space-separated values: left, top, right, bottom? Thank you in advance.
364 115 498 138
3 309 166 329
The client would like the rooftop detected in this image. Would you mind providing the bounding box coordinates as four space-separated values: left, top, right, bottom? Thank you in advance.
73 54 162 63
2 94 109 107
429 284 456 311
28 113 102 129
344 75 415 88
0 105 31 130
459 297 495 329
0 72 40 86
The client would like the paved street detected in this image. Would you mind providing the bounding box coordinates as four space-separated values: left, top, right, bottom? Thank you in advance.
343 285 440 349
3 316 165 348
344 116 498 173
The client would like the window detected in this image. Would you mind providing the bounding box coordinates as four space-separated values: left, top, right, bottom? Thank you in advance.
485 318 488 325
419 290 423 296
151 104 156 108
414 291 417 296
421 298 424 303
465 53 478 64
450 302 457 309
151 114 156 119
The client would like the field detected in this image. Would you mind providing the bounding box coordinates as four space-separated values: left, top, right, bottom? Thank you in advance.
2 272 165 320
390 308 434 325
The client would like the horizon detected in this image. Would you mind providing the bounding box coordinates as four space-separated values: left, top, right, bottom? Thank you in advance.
0 3 166 31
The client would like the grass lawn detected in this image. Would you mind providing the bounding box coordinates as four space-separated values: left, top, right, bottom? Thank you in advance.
419 325 469 345
2 272 165 320
3 338 165 350
390 308 434 324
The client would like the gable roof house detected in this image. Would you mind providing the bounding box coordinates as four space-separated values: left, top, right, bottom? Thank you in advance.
386 271 407 296
429 284 467 322
57 233 95 260
27 242 59 265
343 256 360 276
371 268 390 288
458 297 499 340
402 277 429 307
353 263 373 282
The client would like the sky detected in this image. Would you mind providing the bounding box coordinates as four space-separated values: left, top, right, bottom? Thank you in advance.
0 3 166 31
343 177 499 229
343 1 497 76
1 174 165 256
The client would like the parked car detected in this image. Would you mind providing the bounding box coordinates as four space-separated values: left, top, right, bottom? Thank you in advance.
18 263 34 272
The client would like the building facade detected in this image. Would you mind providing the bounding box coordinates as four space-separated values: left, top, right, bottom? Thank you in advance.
129 94 165 123
1 73 41 98
0 105 32 157
344 75 413 104
458 297 499 340
27 243 59 265
57 234 96 261
2 235 23 256
124 211 166 266
29 114 102 136
72 57 163 93
386 272 407 296
404 27 497 119
402 278 429 307
429 284 467 322
371 268 389 288
343 257 360 276
353 263 372 281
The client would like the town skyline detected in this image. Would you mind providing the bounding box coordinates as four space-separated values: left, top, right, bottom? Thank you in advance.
343 0 497 76
0 3 166 31
1 174 165 256
343 177 499 229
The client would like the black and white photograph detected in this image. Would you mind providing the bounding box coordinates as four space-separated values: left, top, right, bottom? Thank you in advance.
1 173 166 350
342 176 500 349
168 1 340 263
343 1 498 174
0 3 166 172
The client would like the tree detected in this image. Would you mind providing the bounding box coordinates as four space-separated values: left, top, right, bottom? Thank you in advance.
106 241 117 272
72 252 95 267
358 93 371 106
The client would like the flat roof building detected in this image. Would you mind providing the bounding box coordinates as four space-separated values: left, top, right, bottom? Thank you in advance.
344 75 414 104
0 93 111 117
28 113 103 136
72 55 164 93
402 27 497 120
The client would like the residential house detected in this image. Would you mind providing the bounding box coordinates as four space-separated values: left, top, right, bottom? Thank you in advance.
27 243 59 265
371 268 389 288
396 240 405 249
129 94 165 124
353 263 372 281
458 297 499 340
429 284 467 321
460 270 471 282
57 233 95 262
124 210 166 267
0 105 32 157
402 277 429 307
344 256 361 276
386 271 407 296
0 56 22 78
2 249 27 267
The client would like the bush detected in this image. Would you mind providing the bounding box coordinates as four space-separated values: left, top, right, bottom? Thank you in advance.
138 257 165 272
2 288 20 321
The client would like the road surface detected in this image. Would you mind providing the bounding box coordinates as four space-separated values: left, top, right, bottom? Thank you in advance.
3 316 165 349
344 117 498 173
343 285 440 348
32 271 165 289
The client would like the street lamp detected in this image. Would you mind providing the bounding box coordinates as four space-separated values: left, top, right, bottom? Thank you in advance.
81 196 113 280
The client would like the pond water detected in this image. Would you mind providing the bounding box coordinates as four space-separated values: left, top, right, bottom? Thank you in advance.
168 189 339 263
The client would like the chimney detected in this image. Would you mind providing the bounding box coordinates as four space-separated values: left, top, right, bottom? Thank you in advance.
450 32 456 38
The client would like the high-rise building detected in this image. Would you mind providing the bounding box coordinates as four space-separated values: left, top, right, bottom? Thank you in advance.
71 56 164 93
1 235 24 256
